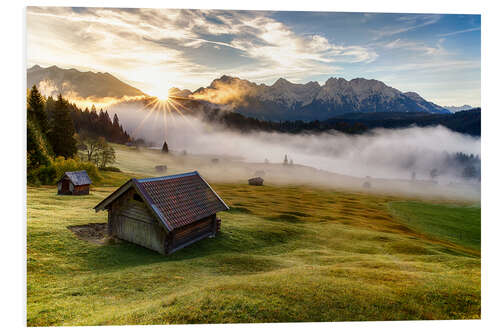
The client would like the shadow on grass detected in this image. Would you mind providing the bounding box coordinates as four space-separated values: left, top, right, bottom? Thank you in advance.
266 214 304 223
226 207 253 214
68 216 305 272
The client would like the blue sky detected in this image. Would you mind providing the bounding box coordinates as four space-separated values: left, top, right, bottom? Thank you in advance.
27 7 480 106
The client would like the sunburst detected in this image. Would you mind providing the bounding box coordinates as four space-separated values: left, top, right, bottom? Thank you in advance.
129 91 195 144
155 90 170 102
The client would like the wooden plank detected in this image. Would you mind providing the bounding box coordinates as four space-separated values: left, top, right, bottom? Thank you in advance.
114 213 166 254
173 216 214 247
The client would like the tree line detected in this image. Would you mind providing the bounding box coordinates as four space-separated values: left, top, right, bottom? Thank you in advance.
199 107 481 137
27 85 130 184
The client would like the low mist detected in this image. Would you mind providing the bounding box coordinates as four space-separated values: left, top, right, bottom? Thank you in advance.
38 79 146 109
110 105 481 200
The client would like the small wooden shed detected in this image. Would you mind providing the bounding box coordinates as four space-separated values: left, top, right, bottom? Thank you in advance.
248 177 264 186
155 165 167 173
94 171 229 255
57 170 91 195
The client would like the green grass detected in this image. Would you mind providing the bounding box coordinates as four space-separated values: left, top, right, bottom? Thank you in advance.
388 202 481 251
92 170 148 187
27 182 480 326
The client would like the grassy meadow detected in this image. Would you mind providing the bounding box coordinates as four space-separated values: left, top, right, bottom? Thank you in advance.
27 145 481 325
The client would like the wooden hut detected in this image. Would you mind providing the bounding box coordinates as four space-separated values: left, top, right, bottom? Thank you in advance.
248 177 264 186
57 170 91 195
94 171 229 255
155 165 167 173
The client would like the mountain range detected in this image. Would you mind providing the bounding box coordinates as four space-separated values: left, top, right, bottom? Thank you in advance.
27 65 146 100
443 105 474 113
191 75 450 121
28 65 454 121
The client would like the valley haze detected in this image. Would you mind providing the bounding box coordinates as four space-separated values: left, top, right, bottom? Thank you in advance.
26 64 481 201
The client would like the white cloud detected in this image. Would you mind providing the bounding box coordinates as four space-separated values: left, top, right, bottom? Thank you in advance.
382 38 448 56
371 14 441 40
27 7 377 94
438 27 480 37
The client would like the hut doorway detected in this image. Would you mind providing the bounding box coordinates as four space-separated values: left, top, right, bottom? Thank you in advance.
61 179 70 193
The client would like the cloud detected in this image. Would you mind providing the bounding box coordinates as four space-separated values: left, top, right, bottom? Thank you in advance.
438 27 481 37
37 78 145 109
368 59 480 73
382 38 448 56
26 8 480 106
26 7 377 94
371 14 441 40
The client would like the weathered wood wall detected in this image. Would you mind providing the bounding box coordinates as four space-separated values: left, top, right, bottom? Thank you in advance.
169 214 216 253
108 188 167 254
72 184 90 195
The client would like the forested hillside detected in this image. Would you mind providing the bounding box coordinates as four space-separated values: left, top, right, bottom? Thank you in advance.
200 107 481 136
26 85 131 185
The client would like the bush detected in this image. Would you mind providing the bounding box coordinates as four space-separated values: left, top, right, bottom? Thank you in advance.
99 166 121 172
27 170 42 186
52 156 101 183
27 165 57 185
37 165 57 185
27 156 102 186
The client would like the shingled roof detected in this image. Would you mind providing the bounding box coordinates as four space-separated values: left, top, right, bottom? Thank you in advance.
59 170 92 185
94 171 229 231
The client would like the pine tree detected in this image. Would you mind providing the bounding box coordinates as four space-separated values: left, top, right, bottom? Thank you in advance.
28 85 49 134
283 154 288 165
27 117 52 170
162 141 169 153
112 113 121 142
48 94 77 158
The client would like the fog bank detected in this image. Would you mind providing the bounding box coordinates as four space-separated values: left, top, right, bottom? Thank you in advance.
110 106 480 200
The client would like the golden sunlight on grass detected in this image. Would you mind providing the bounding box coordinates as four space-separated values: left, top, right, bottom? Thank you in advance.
27 179 480 325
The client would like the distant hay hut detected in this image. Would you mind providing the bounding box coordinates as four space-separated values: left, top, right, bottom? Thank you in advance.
363 181 371 189
57 170 91 195
248 177 264 186
254 170 266 177
211 158 219 164
155 165 167 173
94 171 229 255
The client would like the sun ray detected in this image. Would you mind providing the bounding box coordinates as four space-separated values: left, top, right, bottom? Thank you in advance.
167 98 192 120
130 98 160 138
166 99 196 130
162 101 168 144
130 91 201 144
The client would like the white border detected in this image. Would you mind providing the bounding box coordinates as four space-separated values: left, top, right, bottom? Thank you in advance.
2 0 499 332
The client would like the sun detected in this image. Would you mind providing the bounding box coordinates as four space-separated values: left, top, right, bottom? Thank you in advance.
155 90 170 102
